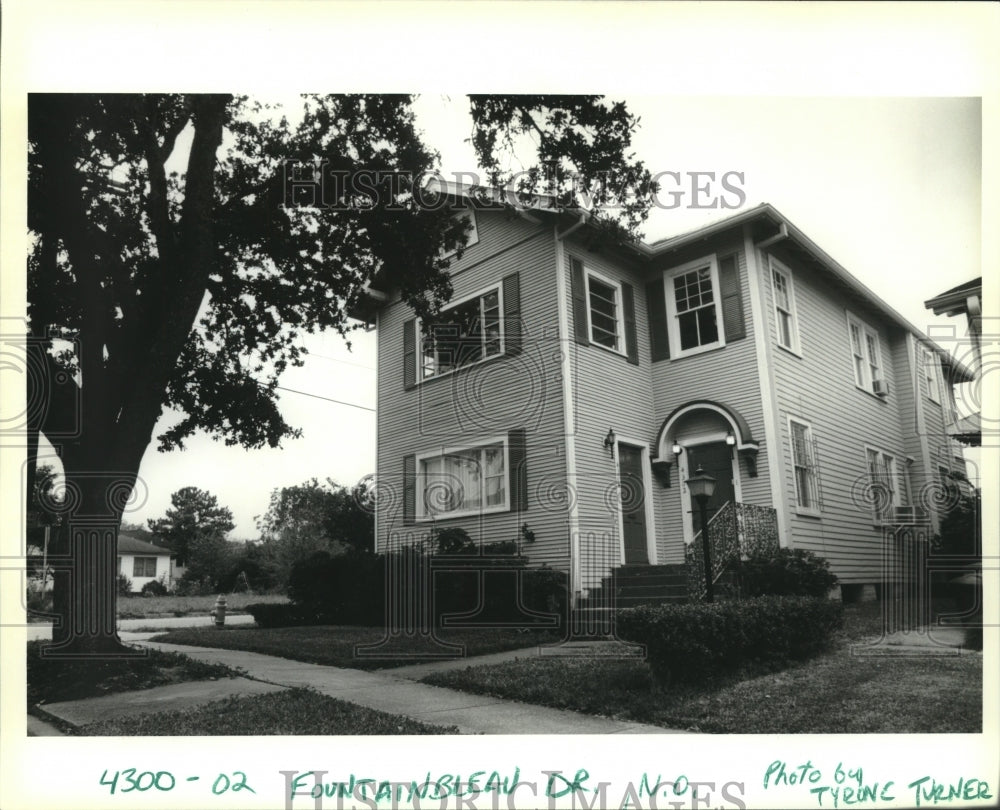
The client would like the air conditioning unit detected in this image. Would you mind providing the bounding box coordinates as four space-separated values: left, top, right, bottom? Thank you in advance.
893 505 928 524
872 379 889 397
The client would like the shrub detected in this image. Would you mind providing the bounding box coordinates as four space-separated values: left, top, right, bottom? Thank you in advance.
141 579 169 597
433 527 475 555
481 540 521 556
174 574 216 596
116 573 132 596
616 595 843 686
26 587 53 616
246 602 313 628
739 548 838 598
287 550 385 626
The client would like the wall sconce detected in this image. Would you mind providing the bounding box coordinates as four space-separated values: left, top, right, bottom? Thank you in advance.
604 427 616 450
672 442 683 457
725 431 736 447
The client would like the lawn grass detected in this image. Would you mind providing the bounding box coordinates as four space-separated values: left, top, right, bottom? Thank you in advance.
419 601 983 734
117 592 287 619
150 626 561 670
74 689 459 735
27 640 240 706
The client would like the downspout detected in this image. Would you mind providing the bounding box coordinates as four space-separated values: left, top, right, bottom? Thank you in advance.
554 216 585 603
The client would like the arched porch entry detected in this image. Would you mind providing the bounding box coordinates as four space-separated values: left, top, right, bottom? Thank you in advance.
653 400 760 545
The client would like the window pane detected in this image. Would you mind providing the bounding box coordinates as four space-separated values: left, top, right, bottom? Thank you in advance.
778 311 792 347
773 271 789 310
696 306 718 345
678 310 699 350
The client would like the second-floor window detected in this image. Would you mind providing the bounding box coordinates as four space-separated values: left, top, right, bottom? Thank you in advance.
770 259 800 353
586 270 624 352
665 256 725 357
847 313 885 395
923 347 942 403
421 287 502 379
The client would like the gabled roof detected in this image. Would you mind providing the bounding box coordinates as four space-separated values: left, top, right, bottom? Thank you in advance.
117 533 173 556
358 186 975 382
924 278 982 317
640 203 974 382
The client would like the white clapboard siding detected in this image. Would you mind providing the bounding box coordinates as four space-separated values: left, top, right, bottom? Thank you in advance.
376 210 572 573
761 242 922 582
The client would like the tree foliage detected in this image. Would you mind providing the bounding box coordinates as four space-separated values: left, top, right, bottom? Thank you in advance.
26 92 650 649
147 486 235 567
257 477 374 583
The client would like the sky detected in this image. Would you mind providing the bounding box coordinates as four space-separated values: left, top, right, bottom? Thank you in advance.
97 94 983 539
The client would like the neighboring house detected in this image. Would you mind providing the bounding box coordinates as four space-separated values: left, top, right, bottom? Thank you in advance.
116 533 174 592
925 278 983 448
357 189 973 605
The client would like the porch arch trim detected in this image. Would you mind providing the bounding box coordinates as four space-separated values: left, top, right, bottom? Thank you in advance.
653 399 760 460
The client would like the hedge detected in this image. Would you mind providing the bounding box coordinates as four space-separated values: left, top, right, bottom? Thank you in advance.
245 602 314 628
738 548 838 598
616 595 843 686
280 549 567 629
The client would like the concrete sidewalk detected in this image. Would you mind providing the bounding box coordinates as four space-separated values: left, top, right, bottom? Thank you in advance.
26 613 256 642
38 639 685 735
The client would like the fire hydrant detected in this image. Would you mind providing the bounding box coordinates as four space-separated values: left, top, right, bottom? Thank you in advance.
213 595 227 627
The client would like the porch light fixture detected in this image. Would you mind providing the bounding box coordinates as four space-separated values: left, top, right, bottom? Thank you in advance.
672 442 683 457
725 431 736 446
686 465 717 603
604 428 616 450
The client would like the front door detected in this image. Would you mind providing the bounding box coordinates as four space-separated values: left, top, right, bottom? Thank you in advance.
618 443 649 564
686 442 736 536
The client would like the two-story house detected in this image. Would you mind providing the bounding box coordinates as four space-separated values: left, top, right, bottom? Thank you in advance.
357 187 973 607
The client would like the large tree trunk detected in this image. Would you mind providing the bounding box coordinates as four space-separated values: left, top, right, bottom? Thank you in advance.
46 461 140 657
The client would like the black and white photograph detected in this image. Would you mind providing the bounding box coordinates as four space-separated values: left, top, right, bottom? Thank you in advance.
2 3 997 810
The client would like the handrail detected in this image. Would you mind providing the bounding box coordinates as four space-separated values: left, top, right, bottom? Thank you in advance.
686 501 779 600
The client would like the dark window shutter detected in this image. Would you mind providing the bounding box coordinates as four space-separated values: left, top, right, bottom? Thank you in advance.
403 318 416 389
645 277 670 361
403 454 416 525
508 428 528 513
570 257 589 345
622 282 638 365
718 254 746 342
503 272 522 356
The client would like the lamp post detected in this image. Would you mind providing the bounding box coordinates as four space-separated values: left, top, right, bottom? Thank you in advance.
686 465 717 602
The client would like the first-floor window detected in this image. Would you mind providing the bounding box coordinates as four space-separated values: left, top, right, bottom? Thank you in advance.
790 418 820 513
419 440 507 518
133 557 157 578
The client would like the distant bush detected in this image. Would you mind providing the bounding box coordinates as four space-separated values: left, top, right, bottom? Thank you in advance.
174 574 216 596
739 548 838 598
26 587 53 616
116 573 133 596
616 596 843 686
140 579 168 597
246 602 313 628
